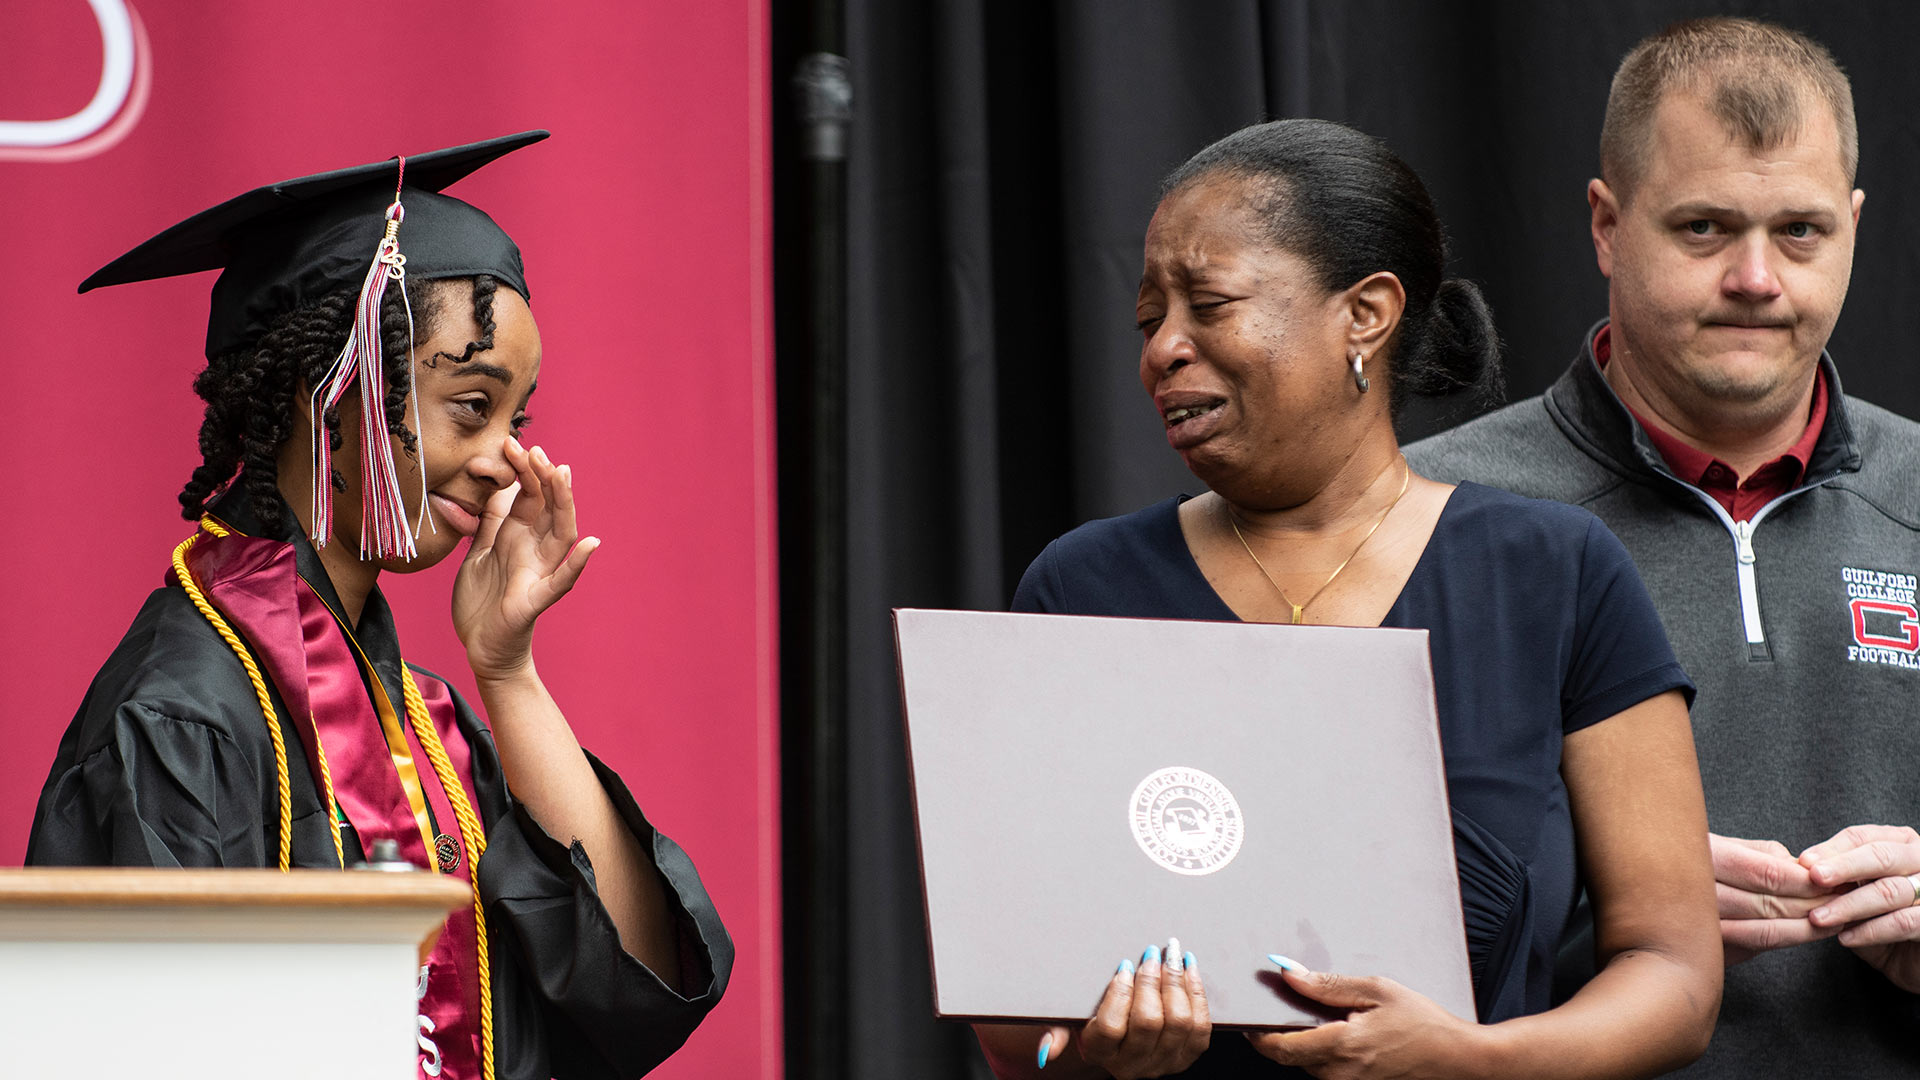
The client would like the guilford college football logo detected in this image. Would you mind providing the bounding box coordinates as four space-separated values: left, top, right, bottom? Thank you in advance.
1129 766 1244 876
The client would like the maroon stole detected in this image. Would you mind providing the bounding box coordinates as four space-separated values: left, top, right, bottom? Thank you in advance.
181 526 483 1080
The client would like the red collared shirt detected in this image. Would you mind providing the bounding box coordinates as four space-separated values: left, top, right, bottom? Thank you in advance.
1594 325 1828 522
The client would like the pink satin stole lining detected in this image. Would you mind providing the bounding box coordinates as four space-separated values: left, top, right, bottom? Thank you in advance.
186 528 483 1079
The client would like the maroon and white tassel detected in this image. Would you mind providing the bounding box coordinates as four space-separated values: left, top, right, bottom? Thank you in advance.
308 159 429 560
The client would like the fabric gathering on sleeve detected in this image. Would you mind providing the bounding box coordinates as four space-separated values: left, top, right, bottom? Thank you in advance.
26 587 336 870
473 748 733 1080
30 702 257 868
411 671 735 1080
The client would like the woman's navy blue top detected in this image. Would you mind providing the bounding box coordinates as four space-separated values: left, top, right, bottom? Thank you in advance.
1011 482 1692 1074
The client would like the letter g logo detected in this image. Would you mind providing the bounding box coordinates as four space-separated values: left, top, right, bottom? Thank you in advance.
1851 598 1920 652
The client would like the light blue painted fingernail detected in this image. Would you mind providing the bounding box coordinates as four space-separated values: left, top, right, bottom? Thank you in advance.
1268 953 1307 974
1037 1038 1051 1069
1143 944 1161 966
1118 957 1134 976
1185 951 1197 972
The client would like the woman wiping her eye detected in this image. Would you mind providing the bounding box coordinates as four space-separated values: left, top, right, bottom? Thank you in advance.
26 132 731 1080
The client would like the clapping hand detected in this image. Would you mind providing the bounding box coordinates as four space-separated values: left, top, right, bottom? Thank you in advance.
452 437 600 682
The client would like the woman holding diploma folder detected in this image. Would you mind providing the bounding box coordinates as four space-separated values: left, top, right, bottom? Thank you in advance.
975 120 1720 1078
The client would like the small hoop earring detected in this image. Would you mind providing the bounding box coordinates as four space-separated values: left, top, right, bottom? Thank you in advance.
1351 351 1370 393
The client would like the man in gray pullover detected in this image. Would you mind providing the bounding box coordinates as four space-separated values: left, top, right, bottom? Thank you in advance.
1408 18 1920 1077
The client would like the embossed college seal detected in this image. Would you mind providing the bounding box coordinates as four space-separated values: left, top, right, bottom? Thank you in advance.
1128 766 1244 875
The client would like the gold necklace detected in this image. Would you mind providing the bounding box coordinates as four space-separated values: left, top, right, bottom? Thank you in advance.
1226 455 1412 625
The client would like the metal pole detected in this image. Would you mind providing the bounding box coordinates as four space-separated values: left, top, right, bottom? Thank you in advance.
790 23 851 1079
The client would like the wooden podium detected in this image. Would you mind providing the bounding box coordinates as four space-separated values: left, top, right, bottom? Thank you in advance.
0 867 470 1079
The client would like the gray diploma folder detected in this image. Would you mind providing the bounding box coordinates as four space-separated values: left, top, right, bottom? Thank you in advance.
893 608 1473 1029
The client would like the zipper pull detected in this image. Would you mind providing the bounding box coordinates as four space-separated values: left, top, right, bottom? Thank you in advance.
1735 519 1757 565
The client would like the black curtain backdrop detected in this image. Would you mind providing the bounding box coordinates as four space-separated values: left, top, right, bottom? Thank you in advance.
775 2 1920 1076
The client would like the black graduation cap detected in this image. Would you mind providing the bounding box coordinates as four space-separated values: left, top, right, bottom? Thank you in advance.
80 130 549 359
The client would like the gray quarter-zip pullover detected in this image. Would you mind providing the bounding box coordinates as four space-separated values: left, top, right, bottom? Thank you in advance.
1407 321 1920 1078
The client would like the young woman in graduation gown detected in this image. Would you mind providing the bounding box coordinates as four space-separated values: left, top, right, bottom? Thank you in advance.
26 133 731 1080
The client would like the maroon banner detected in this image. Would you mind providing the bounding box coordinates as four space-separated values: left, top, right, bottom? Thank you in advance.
0 2 779 1076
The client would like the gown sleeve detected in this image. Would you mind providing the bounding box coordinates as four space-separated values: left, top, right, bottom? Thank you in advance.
28 700 268 868
27 591 333 871
452 694 733 1080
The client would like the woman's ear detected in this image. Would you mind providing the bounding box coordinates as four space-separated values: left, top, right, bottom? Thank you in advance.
1343 271 1406 354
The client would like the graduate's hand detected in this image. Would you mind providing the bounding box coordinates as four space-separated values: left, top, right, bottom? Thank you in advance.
1063 942 1209 1078
1802 824 1920 993
1245 958 1483 1079
452 438 599 682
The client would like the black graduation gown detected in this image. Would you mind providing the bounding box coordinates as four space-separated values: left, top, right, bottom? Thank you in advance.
26 501 733 1080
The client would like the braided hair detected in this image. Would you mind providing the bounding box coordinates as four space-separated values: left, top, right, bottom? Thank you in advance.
178 274 500 531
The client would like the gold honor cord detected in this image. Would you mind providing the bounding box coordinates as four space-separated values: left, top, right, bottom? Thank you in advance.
172 518 495 1080
309 728 344 865
173 522 297 869
403 667 494 1080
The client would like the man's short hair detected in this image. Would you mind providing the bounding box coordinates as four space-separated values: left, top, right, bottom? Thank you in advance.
1600 17 1858 200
